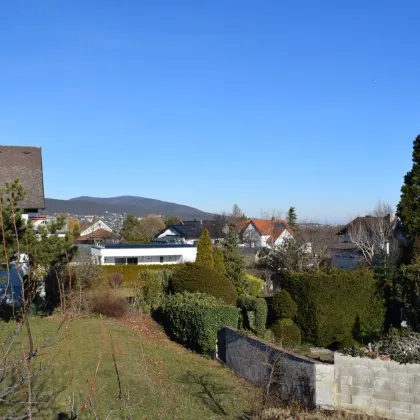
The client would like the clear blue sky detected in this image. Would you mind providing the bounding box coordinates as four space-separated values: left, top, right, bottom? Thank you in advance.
0 1 418 222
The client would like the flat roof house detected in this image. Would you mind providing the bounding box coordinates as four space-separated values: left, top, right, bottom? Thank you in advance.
91 243 197 265
0 146 45 215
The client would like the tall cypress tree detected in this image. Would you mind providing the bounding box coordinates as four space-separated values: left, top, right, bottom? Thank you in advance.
214 247 227 276
286 206 297 231
196 228 214 268
397 134 420 257
221 223 247 294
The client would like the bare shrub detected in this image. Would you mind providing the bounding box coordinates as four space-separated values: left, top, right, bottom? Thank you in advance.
109 272 124 289
91 292 127 318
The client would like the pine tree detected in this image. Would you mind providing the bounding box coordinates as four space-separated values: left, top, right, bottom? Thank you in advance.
221 223 247 294
397 134 420 257
196 228 214 268
214 247 227 276
286 206 297 230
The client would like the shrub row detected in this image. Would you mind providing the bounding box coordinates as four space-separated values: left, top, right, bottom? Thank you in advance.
281 269 385 348
95 265 180 288
170 263 237 305
237 294 267 337
162 292 239 355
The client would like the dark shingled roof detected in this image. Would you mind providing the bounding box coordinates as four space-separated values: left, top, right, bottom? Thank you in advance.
0 146 45 210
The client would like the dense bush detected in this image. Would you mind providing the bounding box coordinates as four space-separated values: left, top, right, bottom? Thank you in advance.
170 263 237 305
272 290 298 319
377 329 420 364
281 269 385 347
163 292 239 355
237 294 268 337
245 274 264 297
137 270 170 313
399 265 420 331
91 292 127 318
271 319 301 348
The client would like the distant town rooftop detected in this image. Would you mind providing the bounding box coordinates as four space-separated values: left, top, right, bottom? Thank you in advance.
92 243 196 249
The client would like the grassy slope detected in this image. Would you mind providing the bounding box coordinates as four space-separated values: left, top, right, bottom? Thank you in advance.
0 315 260 419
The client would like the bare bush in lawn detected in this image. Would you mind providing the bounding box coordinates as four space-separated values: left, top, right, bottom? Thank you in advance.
91 292 128 318
109 271 124 289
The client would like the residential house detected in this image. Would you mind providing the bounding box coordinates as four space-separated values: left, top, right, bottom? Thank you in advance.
90 243 196 265
330 215 400 270
0 146 45 219
235 219 294 249
29 215 68 238
153 220 225 245
76 216 121 244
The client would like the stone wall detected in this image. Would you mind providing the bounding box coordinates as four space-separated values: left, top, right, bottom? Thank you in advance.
335 353 420 419
218 327 334 408
218 328 420 419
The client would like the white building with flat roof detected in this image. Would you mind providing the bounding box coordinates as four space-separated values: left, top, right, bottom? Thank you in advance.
90 243 196 265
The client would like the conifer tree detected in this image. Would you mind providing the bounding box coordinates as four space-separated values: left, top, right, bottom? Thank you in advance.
286 206 297 230
196 228 214 268
397 134 420 257
221 223 247 293
214 247 227 276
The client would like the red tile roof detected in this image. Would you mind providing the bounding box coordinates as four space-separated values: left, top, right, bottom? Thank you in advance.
236 219 294 243
76 229 120 241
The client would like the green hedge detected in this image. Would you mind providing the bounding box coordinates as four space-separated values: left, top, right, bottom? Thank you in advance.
272 290 297 319
96 265 181 288
163 292 239 355
237 294 268 337
171 263 237 305
281 269 385 347
271 319 301 348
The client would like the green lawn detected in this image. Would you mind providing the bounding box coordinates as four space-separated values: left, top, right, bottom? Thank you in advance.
0 315 260 419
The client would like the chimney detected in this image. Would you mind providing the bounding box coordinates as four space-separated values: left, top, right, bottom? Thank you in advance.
271 217 275 221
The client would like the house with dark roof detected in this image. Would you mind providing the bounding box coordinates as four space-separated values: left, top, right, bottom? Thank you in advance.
153 220 225 245
0 146 45 215
235 219 294 248
330 215 401 270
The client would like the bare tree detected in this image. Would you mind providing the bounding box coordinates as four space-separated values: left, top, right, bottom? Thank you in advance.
346 201 398 266
298 221 340 270
132 215 165 243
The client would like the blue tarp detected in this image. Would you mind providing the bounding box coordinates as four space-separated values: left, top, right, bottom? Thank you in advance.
0 265 23 308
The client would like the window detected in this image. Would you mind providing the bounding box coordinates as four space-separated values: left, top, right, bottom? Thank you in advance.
127 257 138 265
160 256 164 263
115 257 126 265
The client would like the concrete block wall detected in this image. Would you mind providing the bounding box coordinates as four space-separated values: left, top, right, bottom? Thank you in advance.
334 353 420 419
219 328 420 419
218 327 334 408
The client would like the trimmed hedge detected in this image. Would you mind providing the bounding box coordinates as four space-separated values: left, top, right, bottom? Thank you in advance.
271 319 301 348
171 263 237 305
272 290 298 319
281 269 385 347
245 274 264 297
163 292 239 355
237 294 268 337
97 265 180 288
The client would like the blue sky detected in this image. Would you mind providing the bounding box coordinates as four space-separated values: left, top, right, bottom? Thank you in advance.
0 1 418 222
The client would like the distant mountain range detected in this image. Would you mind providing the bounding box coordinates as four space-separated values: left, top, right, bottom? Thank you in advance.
43 196 213 220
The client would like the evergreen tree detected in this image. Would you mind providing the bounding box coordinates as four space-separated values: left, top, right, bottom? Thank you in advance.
196 229 214 268
397 134 420 257
213 247 227 276
120 214 140 242
286 206 297 230
221 223 247 293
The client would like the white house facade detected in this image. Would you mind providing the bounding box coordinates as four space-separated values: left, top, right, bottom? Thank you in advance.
80 219 113 236
238 220 294 249
90 243 197 265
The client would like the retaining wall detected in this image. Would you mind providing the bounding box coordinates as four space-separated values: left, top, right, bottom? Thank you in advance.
218 327 420 419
